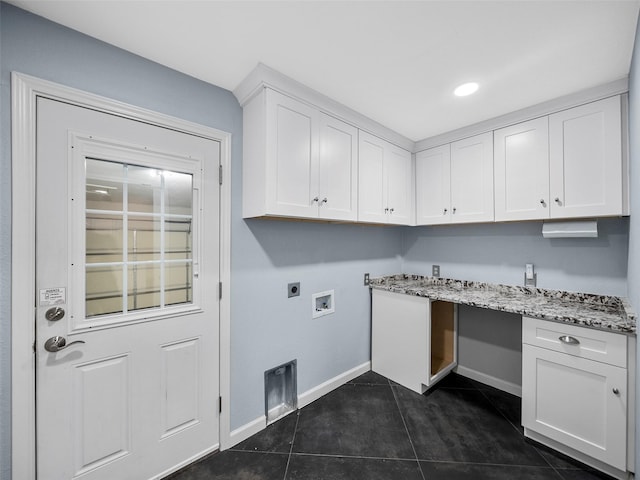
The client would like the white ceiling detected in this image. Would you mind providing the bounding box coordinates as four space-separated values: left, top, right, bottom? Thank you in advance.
9 0 640 141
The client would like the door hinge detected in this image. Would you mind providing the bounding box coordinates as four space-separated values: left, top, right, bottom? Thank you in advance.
219 282 222 300
219 396 222 414
219 165 223 185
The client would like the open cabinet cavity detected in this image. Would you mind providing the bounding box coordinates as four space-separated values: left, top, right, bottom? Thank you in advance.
371 289 458 394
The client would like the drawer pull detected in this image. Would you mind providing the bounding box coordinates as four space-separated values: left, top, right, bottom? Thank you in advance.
613 388 620 395
559 335 580 345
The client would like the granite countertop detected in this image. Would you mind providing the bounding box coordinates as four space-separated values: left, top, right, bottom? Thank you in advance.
370 274 636 335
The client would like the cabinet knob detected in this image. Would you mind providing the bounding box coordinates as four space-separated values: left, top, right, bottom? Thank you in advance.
312 197 319 203
452 207 457 214
321 198 328 204
443 208 448 215
554 197 561 204
384 208 389 213
539 199 546 205
613 388 620 395
389 208 394 213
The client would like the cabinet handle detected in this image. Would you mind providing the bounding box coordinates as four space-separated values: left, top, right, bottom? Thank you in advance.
558 335 580 345
613 388 620 395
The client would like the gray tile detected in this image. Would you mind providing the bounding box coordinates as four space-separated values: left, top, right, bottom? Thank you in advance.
287 455 424 480
233 411 298 453
165 450 288 480
349 370 390 385
292 383 415 458
557 468 617 480
420 461 563 480
393 383 547 466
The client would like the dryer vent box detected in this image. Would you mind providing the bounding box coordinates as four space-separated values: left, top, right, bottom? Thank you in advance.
264 360 297 424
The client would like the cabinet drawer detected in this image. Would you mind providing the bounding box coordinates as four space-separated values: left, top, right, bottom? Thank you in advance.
523 316 627 368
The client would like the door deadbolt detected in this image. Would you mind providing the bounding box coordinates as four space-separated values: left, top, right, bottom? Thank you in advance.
45 306 65 322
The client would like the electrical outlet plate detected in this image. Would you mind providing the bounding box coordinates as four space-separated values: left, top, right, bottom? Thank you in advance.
288 282 300 298
432 265 440 277
364 273 370 286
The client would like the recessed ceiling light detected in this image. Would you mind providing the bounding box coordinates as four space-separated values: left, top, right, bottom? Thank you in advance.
454 82 479 97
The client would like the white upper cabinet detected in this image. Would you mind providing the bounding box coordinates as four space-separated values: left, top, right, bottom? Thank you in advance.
549 96 623 219
494 96 625 222
416 133 493 225
450 133 494 223
318 113 358 221
243 88 358 221
416 144 451 224
358 131 413 225
494 117 550 221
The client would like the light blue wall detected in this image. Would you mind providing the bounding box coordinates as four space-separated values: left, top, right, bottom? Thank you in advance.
0 4 403 477
402 218 629 296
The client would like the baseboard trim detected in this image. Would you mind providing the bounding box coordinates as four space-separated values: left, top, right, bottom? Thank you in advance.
228 415 267 448
455 365 522 397
298 361 371 409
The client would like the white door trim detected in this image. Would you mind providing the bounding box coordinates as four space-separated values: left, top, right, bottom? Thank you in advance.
11 71 233 479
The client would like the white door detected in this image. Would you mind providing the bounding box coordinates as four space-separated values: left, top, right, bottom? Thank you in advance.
266 89 320 218
450 132 494 223
318 113 358 221
415 145 451 225
549 96 622 219
494 117 550 221
522 344 627 470
358 131 387 223
385 145 413 225
36 98 220 480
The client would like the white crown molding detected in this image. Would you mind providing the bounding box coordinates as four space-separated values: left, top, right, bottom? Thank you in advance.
233 63 416 152
415 77 629 152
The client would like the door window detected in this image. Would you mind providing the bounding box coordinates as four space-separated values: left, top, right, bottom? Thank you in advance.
81 155 198 325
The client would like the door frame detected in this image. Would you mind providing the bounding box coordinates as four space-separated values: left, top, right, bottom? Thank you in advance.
11 72 232 479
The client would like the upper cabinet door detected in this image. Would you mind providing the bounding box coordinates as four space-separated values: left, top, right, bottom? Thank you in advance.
386 144 413 225
450 132 494 223
549 96 622 219
266 89 320 217
494 117 550 221
415 145 451 225
318 113 358 221
358 131 388 223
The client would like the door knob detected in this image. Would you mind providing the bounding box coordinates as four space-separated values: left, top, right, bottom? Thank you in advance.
45 306 65 321
613 388 620 395
44 335 85 352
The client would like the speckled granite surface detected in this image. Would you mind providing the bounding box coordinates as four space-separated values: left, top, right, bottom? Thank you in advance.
370 274 636 335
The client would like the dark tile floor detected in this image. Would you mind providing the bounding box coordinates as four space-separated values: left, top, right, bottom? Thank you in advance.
167 371 616 480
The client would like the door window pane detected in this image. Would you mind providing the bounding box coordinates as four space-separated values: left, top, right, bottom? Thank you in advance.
165 171 193 215
86 159 124 211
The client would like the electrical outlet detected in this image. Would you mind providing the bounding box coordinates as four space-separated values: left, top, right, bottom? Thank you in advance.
288 282 300 298
364 273 370 286
432 265 440 277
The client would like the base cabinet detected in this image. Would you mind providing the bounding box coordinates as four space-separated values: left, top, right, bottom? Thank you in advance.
371 289 457 394
522 316 632 477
